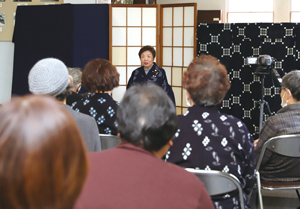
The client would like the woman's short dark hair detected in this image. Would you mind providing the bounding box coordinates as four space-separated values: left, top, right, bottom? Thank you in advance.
117 84 177 152
138 45 156 59
183 54 231 106
81 58 119 93
0 95 88 209
281 70 300 101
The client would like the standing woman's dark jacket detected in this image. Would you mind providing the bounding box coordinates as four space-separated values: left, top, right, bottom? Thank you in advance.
127 62 175 104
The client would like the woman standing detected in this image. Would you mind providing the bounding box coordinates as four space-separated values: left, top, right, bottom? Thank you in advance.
127 45 175 104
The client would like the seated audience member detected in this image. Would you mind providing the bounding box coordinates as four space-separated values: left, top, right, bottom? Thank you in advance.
166 54 255 209
127 45 175 104
28 58 101 152
72 58 120 135
0 95 88 209
75 84 214 209
255 70 300 181
66 67 84 106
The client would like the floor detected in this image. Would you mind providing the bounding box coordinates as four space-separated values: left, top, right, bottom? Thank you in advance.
252 190 300 209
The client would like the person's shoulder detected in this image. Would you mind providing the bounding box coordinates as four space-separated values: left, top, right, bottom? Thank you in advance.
132 66 143 73
71 97 87 108
65 105 95 124
219 113 246 126
162 161 204 184
87 148 121 167
154 63 166 72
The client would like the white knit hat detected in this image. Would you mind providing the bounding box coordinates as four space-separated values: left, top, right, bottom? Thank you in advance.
28 58 69 96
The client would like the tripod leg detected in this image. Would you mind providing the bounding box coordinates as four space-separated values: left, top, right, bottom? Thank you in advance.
263 101 272 116
259 101 265 131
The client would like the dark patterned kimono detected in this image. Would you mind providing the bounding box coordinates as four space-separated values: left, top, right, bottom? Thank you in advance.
71 93 119 135
166 105 255 209
127 62 175 104
66 91 83 106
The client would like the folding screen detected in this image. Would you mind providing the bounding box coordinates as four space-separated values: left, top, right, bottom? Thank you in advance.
160 3 197 114
110 3 197 115
197 23 299 137
110 4 159 102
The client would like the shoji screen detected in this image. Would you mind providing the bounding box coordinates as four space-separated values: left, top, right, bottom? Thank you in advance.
110 5 159 102
160 4 197 114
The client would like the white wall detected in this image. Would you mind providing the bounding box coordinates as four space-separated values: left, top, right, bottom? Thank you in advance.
63 0 96 4
0 42 14 104
157 0 290 23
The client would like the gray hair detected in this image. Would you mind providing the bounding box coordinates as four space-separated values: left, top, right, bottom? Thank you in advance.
68 67 82 88
281 70 300 101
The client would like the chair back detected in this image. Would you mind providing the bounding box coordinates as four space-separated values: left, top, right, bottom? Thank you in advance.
254 134 300 209
186 168 245 209
256 134 300 171
99 134 121 150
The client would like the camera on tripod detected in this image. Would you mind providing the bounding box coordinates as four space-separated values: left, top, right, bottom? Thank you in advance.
246 55 274 72
246 55 282 84
246 54 282 131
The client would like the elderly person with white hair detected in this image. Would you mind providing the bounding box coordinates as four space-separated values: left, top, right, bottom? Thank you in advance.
66 67 84 106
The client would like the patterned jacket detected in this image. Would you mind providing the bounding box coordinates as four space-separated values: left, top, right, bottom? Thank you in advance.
127 62 175 104
166 105 255 209
255 103 300 181
71 93 119 135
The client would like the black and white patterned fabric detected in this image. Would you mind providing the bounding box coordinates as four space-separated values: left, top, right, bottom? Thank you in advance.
197 23 300 138
72 93 119 135
166 105 255 209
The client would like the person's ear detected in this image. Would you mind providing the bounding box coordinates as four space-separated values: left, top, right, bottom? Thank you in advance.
168 139 173 146
286 88 292 98
69 75 74 85
186 91 191 100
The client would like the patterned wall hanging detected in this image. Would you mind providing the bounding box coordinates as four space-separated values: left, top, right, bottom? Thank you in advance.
197 23 300 138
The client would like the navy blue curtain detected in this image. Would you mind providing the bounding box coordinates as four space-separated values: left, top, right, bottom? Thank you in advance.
197 23 300 138
12 4 109 96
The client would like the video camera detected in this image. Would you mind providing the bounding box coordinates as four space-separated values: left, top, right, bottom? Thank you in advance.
246 55 274 67
246 54 281 84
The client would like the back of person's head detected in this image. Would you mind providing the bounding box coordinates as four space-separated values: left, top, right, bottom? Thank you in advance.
28 58 71 101
81 58 119 93
281 70 300 101
117 84 177 152
183 54 231 106
68 67 82 88
138 45 156 58
0 95 88 209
